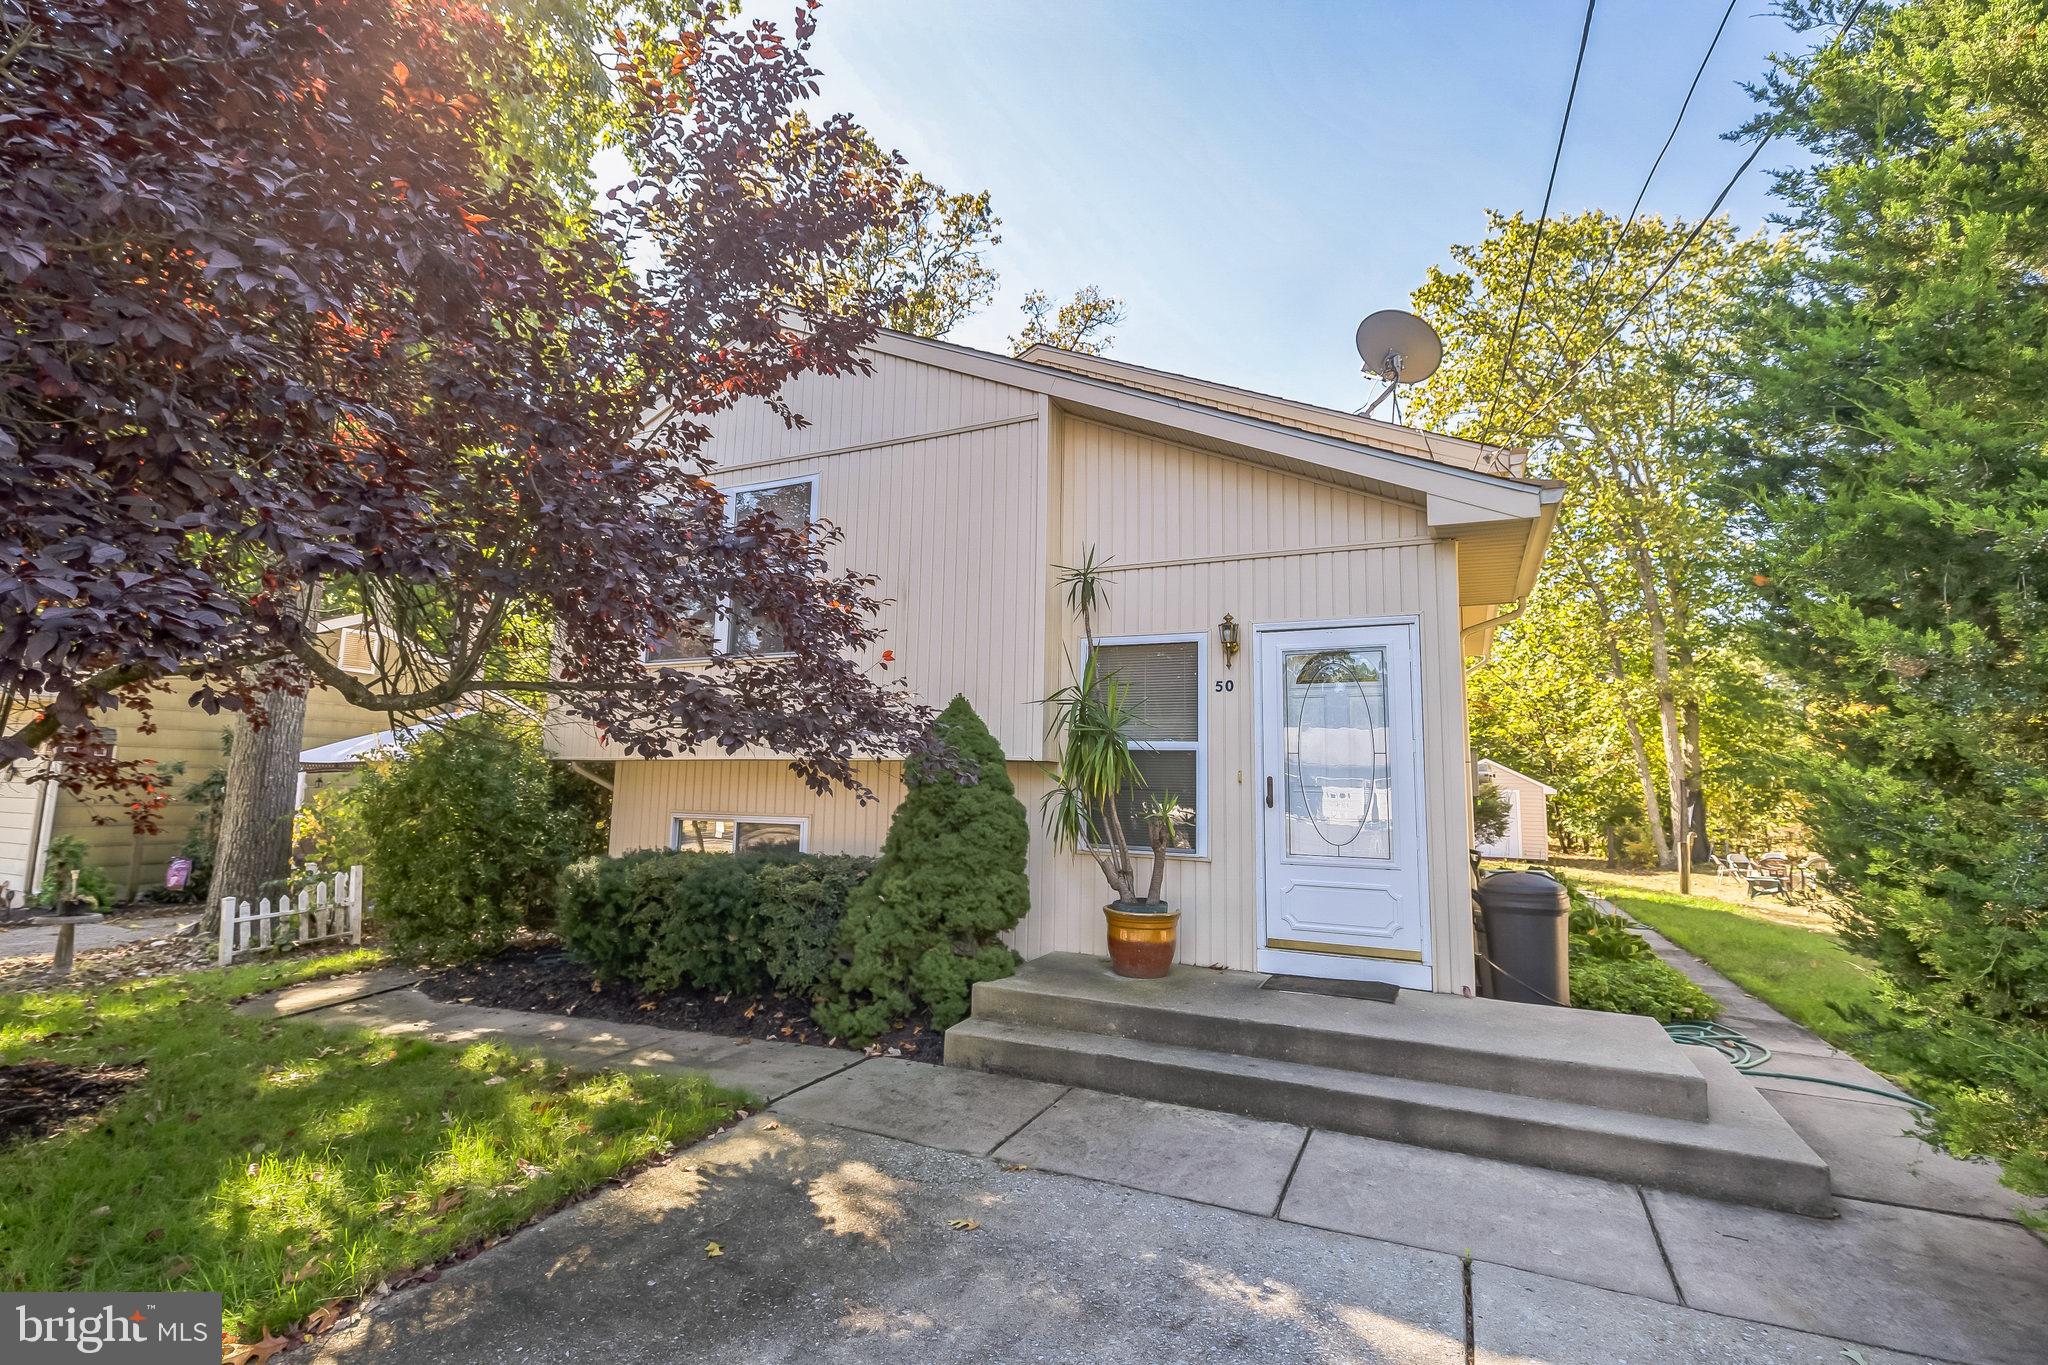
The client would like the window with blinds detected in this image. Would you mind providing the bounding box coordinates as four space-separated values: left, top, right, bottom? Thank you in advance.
1088 638 1204 855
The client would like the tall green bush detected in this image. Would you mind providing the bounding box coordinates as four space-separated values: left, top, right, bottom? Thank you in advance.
354 715 603 961
816 695 1030 1042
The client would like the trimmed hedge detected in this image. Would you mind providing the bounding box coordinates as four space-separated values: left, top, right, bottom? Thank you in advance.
555 849 875 1000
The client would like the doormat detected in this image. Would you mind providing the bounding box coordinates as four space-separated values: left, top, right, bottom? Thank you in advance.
1259 975 1399 1004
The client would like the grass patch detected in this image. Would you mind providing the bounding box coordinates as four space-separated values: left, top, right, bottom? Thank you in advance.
0 950 740 1341
1583 883 1920 1077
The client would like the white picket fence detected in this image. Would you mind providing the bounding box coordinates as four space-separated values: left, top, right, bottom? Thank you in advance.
218 864 364 966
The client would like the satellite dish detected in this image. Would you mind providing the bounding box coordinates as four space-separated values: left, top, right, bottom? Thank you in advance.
1355 310 1442 384
1353 309 1442 421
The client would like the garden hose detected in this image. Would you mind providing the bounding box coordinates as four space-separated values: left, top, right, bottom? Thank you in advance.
1663 1019 1931 1110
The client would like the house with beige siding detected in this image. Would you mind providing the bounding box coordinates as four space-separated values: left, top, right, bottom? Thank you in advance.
1475 757 1556 862
6 620 398 904
548 331 1560 995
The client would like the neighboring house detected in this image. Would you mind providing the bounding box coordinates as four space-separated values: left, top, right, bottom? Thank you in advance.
0 765 51 909
547 332 1560 995
1474 758 1556 862
35 618 396 900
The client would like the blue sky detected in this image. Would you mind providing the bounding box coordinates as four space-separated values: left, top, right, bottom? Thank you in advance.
777 0 1811 410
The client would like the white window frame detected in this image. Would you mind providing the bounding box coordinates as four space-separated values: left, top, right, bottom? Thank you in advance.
668 813 811 855
1078 631 1209 859
646 473 820 665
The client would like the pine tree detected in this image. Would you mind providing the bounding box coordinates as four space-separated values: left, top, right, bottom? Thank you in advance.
815 696 1031 1042
1726 0 2048 1206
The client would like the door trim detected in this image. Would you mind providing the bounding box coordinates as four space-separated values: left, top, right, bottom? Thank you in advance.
1252 616 1434 988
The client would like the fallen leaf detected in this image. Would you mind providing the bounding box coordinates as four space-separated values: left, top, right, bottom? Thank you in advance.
515 1158 549 1180
704 1241 723 1258
303 1303 343 1334
283 1256 323 1285
1000 1163 1029 1172
145 1227 165 1243
947 1219 980 1232
90 1205 111 1217
483 1076 506 1087
164 1258 192 1278
432 1190 465 1215
762 1121 780 1131
245 1327 291 1363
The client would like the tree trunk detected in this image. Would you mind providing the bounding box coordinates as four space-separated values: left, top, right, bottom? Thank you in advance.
1683 699 1712 864
1614 529 1688 879
204 684 310 928
1584 578 1670 865
204 583 319 930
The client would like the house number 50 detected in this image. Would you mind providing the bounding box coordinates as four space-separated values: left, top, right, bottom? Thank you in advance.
1214 679 1234 693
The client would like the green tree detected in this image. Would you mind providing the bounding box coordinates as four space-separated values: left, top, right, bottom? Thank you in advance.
1411 210 1789 869
816 696 1031 1042
823 168 1003 337
1724 0 2048 1203
1010 284 1127 355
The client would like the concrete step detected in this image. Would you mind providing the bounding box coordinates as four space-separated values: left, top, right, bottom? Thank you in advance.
972 953 1708 1122
945 1017 1833 1215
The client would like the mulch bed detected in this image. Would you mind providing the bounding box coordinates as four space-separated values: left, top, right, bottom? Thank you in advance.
0 1061 148 1146
419 946 944 1063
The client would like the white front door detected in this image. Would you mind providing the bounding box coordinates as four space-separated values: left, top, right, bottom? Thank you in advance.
1256 621 1432 989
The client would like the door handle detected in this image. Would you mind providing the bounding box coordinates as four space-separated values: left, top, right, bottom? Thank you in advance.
1265 776 1274 809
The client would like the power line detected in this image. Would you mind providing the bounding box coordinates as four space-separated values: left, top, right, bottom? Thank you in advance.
1476 0 1599 463
1491 0 1871 455
1478 0 1737 470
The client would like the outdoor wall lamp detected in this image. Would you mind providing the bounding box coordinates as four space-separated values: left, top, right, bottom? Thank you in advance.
1218 613 1241 666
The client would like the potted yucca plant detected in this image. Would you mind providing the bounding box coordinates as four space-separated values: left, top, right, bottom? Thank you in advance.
1041 550 1192 978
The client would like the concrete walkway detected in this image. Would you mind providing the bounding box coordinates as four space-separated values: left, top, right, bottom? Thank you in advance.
0 912 193 958
252 971 2048 1364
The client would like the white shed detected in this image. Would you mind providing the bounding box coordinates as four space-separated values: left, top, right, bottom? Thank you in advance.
1475 759 1555 862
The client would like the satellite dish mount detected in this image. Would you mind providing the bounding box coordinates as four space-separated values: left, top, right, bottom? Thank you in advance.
1354 310 1443 421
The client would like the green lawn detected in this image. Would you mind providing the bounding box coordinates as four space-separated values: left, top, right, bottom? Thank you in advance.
1583 882 1922 1080
0 951 740 1345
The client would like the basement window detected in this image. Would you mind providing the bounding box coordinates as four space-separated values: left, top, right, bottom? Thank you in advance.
669 815 808 855
1083 635 1206 857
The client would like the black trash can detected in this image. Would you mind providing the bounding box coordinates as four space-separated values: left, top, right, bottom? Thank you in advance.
1475 870 1570 1006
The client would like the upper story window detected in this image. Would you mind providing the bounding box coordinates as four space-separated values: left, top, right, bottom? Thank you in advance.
647 475 818 663
1085 635 1206 856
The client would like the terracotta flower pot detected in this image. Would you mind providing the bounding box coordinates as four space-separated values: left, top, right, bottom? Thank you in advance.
1104 901 1179 978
